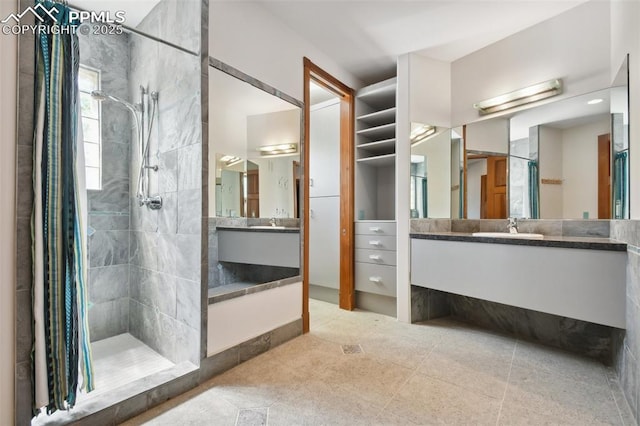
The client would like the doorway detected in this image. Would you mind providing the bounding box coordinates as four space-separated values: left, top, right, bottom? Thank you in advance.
303 58 355 333
598 133 611 219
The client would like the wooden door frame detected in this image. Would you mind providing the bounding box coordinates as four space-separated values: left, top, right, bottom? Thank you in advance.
303 58 355 333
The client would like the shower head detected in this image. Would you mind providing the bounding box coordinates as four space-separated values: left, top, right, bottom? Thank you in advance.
90 90 141 113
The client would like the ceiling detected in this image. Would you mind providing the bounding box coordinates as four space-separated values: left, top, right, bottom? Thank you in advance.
258 0 588 84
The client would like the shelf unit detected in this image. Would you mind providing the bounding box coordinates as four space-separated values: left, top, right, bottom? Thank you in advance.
355 77 397 221
354 77 397 317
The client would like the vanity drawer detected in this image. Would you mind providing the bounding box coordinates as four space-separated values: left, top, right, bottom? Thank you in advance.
355 221 396 236
355 235 396 251
355 263 396 297
355 248 396 266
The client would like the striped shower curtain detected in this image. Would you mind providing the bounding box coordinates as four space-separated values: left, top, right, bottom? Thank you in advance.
614 151 629 219
32 0 94 414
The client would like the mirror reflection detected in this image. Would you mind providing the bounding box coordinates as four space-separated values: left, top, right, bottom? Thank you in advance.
508 86 629 219
210 68 301 218
410 125 452 218
464 118 509 219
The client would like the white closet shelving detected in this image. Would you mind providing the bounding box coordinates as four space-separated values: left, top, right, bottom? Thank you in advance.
354 76 397 317
355 77 397 220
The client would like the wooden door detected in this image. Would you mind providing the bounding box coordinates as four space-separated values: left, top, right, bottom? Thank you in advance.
598 134 611 219
246 169 259 218
485 156 507 219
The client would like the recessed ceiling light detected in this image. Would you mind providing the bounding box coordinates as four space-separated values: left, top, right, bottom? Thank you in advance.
587 98 603 105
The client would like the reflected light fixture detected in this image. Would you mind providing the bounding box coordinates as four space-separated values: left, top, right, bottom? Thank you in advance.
219 155 242 167
258 143 298 156
587 98 603 105
410 124 436 146
473 79 562 115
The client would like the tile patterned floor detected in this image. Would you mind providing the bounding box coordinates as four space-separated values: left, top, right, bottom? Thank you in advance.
123 300 635 425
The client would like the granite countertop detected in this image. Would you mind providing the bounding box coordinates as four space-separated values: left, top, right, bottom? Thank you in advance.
216 226 300 233
208 276 301 304
410 232 628 252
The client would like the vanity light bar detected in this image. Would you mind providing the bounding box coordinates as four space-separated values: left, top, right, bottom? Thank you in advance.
220 155 242 166
258 143 298 156
473 79 562 115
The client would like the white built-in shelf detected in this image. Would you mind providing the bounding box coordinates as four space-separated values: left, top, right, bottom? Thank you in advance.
356 139 396 156
356 123 395 140
357 77 397 109
356 153 396 167
357 107 396 126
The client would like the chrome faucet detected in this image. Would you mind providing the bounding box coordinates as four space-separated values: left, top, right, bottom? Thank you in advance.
270 217 277 227
508 217 518 234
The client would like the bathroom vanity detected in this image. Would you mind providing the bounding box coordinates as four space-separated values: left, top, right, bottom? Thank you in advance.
411 232 627 328
217 226 300 268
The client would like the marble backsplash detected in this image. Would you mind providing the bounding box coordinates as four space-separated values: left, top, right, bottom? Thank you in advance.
411 218 611 238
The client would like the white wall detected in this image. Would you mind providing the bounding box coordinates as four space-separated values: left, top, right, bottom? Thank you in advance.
411 130 451 218
465 118 509 154
452 1 611 126
539 126 563 218
610 0 640 218
247 109 301 155
210 1 362 102
207 283 302 356
252 156 296 218
409 53 451 128
0 0 17 421
562 117 610 219
467 159 486 219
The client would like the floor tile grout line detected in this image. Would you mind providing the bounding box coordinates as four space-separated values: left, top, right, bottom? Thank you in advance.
375 342 439 421
495 339 518 426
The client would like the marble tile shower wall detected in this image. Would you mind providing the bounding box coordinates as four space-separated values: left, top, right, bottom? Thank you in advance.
127 0 202 366
611 220 640 423
78 31 132 342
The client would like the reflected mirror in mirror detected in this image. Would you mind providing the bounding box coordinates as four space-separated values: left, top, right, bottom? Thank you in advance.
464 119 509 219
509 82 629 219
410 125 452 218
209 66 302 219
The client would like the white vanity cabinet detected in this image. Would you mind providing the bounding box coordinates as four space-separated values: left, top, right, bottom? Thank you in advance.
355 221 397 299
411 236 626 328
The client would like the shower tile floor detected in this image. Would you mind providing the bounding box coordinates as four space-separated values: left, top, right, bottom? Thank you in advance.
124 299 636 425
82 334 175 400
32 334 174 425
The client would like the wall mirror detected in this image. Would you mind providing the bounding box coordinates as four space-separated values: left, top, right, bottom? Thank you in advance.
410 125 452 218
464 118 509 219
209 64 302 219
508 82 629 219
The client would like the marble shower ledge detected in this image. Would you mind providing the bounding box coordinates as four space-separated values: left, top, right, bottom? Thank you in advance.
208 275 301 304
410 232 627 252
215 226 300 233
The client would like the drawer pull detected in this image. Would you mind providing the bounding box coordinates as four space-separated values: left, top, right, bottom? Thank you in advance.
369 227 382 232
369 276 382 283
369 254 381 261
369 240 381 246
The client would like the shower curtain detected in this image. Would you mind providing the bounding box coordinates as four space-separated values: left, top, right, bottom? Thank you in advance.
614 151 629 219
528 160 539 219
32 0 94 414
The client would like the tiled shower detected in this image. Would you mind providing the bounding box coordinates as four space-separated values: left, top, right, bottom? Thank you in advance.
81 1 202 365
15 0 204 422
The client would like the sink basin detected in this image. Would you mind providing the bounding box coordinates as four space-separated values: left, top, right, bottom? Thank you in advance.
249 225 286 230
472 232 544 240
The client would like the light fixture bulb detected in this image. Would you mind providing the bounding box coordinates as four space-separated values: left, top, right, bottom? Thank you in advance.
587 98 603 105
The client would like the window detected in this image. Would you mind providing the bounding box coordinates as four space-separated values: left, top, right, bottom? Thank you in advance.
78 66 102 190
